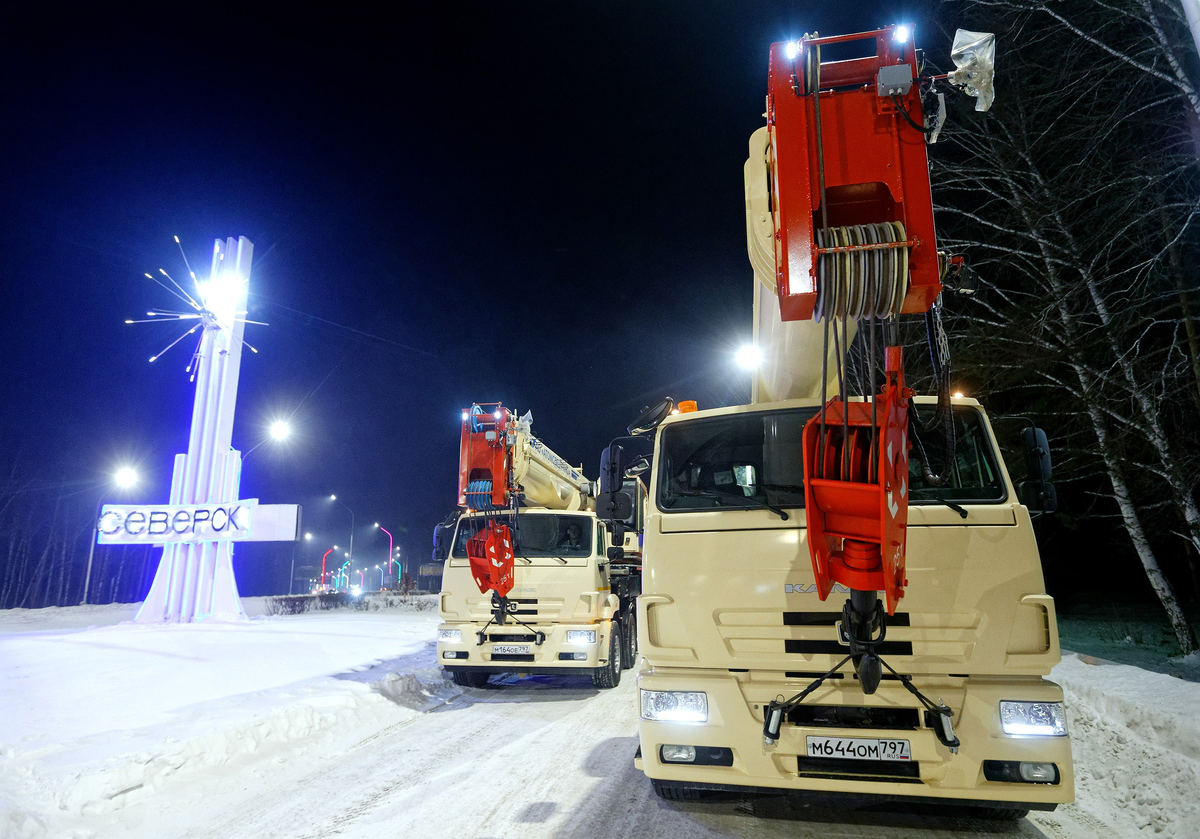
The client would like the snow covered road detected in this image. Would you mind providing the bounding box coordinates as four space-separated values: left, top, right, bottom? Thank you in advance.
2 602 1198 838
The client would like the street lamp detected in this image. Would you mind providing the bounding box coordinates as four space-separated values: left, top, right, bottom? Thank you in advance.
375 523 394 588
375 563 382 590
321 547 334 593
287 531 315 596
330 494 356 562
83 467 139 605
243 418 293 462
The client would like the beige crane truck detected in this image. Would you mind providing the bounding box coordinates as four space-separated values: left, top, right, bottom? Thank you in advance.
436 404 641 689
613 29 1074 819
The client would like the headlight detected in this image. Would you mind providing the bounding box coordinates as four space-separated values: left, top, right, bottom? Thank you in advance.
566 629 597 645
438 629 462 643
641 690 708 723
1000 701 1067 736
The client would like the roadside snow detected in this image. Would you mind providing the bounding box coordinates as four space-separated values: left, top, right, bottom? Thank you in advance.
0 600 443 839
1031 654 1200 838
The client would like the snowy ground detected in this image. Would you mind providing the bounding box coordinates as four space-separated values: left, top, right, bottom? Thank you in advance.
1 599 1198 839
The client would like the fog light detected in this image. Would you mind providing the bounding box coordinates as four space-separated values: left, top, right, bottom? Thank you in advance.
443 650 467 660
661 744 696 763
1000 701 1067 736
1020 762 1058 783
558 652 588 661
566 630 597 645
983 759 1060 785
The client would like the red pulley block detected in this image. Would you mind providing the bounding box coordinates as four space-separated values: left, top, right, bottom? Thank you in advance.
466 521 516 598
802 347 911 615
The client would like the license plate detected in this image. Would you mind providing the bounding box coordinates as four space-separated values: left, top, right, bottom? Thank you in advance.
806 736 911 761
492 644 530 655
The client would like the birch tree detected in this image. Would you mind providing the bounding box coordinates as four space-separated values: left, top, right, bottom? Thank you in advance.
934 0 1200 652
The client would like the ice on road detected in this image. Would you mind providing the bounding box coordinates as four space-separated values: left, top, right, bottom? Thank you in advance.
1 600 1197 839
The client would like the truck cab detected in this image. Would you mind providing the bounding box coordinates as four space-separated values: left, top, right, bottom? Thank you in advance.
437 507 640 688
633 395 1073 816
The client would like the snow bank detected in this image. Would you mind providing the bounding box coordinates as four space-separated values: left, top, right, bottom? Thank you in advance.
1041 654 1200 838
0 605 445 838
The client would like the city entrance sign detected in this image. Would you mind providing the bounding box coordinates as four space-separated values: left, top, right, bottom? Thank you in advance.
109 236 301 624
97 500 301 545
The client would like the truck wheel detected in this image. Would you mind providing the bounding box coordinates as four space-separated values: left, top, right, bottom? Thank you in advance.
621 610 637 669
592 623 622 689
450 669 490 688
651 779 705 801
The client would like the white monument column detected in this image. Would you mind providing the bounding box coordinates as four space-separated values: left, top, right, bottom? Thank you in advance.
136 237 254 623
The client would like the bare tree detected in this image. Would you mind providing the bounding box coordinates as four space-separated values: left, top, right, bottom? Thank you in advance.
934 0 1200 652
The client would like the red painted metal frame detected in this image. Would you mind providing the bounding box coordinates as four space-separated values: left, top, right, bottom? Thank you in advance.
802 347 912 614
466 522 516 598
766 27 942 322
458 403 512 509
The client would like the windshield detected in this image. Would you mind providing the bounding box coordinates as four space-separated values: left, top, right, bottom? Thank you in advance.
656 404 1006 513
451 514 594 558
909 406 1006 503
658 409 816 512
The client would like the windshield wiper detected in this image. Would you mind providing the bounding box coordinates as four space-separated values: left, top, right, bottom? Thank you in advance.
672 488 790 521
910 491 968 519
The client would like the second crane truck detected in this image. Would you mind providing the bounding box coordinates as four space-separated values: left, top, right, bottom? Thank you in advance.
437 404 641 689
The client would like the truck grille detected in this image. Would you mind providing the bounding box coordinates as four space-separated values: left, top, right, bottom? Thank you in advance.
797 756 921 783
787 704 921 730
488 633 538 643
783 611 911 626
785 639 913 656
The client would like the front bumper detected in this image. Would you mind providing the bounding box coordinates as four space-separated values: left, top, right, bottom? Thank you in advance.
635 665 1074 809
437 620 611 672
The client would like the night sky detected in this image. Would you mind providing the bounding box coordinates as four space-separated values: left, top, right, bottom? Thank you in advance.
1 2 919 593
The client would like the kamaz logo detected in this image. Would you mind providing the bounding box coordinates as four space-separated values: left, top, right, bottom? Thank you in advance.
785 583 851 594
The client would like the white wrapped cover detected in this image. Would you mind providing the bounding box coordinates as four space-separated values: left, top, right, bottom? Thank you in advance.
950 29 996 112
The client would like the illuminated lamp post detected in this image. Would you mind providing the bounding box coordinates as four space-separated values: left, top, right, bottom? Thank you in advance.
82 467 140 605
321 547 334 592
375 564 382 590
375 523 393 587
289 531 312 595
242 419 291 462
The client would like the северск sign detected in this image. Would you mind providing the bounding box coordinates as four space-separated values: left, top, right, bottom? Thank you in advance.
98 500 301 545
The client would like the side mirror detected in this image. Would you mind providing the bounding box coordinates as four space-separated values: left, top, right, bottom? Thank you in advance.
1022 427 1052 482
596 492 633 521
599 444 625 495
624 455 650 478
628 397 674 436
607 546 626 561
1018 480 1058 515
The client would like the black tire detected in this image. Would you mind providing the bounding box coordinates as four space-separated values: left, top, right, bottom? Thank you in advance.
450 668 490 688
651 779 706 801
592 623 622 689
621 610 638 669
975 808 1030 821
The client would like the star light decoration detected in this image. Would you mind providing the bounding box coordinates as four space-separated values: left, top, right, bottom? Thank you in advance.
126 236 266 380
